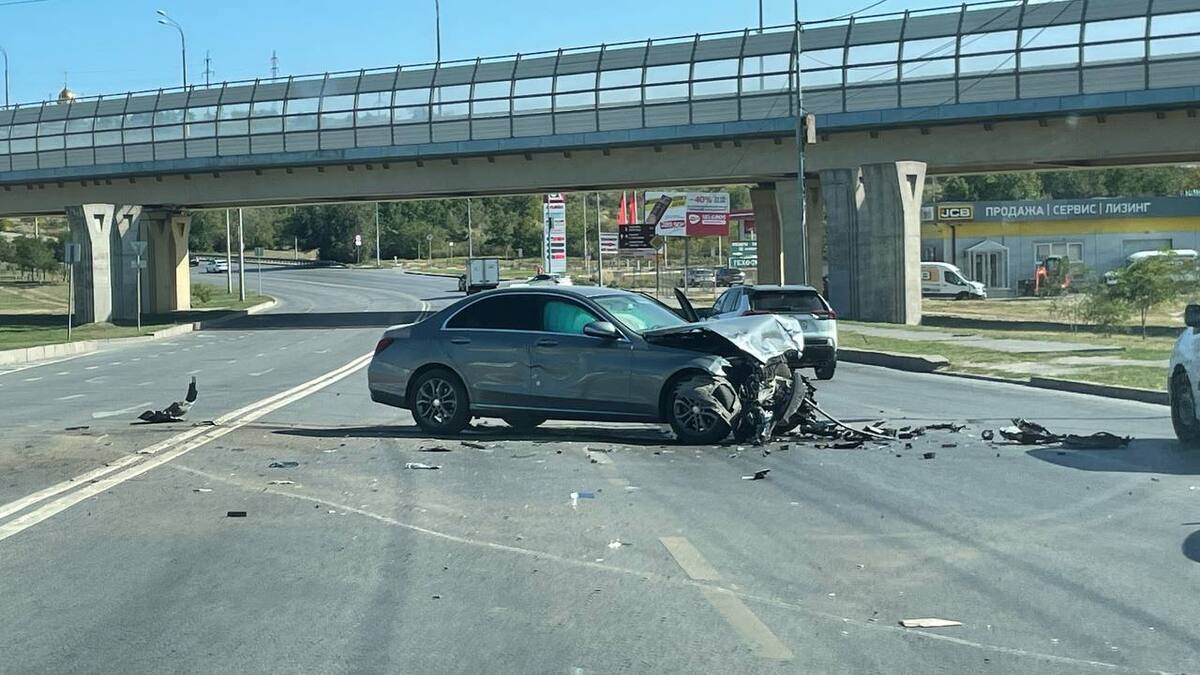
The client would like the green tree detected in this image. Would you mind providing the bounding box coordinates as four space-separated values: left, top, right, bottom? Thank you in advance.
934 173 1044 202
282 204 371 263
1111 256 1182 338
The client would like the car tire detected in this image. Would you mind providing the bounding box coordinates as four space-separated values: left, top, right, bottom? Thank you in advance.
410 368 471 435
502 415 547 432
955 291 971 300
1171 370 1200 446
668 374 736 444
815 359 837 381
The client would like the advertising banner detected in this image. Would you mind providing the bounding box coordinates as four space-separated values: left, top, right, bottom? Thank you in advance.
646 191 731 237
543 193 567 274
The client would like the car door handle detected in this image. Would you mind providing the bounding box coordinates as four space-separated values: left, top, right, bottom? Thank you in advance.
535 338 559 347
450 337 471 344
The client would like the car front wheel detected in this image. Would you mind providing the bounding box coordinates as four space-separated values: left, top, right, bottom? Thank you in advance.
815 359 837 381
410 368 470 435
1171 371 1200 446
668 374 736 444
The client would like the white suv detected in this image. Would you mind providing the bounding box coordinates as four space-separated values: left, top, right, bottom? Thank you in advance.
1170 304 1200 445
709 284 839 380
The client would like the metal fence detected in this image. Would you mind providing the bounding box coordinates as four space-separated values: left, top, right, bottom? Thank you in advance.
1 0 1198 174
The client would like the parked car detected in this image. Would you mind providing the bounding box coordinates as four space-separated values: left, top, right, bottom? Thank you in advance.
1169 303 1200 446
715 267 745 286
368 286 806 444
921 262 986 299
680 267 716 288
189 255 202 267
696 284 839 380
205 259 229 273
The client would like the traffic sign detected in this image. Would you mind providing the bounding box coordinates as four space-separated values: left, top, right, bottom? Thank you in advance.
354 234 362 247
599 232 619 254
129 259 148 269
254 246 265 257
729 240 758 269
64 242 82 265
129 241 148 256
617 224 655 257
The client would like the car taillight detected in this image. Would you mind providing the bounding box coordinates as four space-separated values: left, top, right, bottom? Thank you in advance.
812 309 837 320
374 337 394 355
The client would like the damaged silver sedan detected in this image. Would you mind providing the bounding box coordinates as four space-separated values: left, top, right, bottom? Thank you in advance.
368 286 808 443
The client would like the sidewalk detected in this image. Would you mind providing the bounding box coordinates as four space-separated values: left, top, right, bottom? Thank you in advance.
839 321 1174 392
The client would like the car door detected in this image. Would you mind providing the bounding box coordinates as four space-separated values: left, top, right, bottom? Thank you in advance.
441 295 536 408
528 295 635 415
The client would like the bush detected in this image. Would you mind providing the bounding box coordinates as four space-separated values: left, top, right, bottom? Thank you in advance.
191 283 216 304
1079 288 1130 334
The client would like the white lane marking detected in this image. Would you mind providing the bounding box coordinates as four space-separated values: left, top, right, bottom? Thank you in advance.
314 349 330 354
23 377 42 382
659 537 722 580
248 368 274 377
91 402 153 419
136 381 152 386
84 366 99 370
0 353 95 378
84 377 104 384
0 353 373 542
55 394 85 401
187 369 202 375
226 360 237 364
109 362 122 366
255 353 265 358
55 371 70 376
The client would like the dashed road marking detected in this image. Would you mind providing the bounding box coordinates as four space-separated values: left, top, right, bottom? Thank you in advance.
660 536 722 581
92 402 153 419
55 394 85 401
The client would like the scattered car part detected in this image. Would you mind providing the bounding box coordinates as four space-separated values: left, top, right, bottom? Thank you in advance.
1060 432 1132 449
405 462 441 470
741 469 770 480
900 618 962 628
268 461 299 469
138 376 197 423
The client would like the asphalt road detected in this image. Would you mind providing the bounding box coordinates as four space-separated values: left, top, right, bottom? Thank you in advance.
1 267 1197 675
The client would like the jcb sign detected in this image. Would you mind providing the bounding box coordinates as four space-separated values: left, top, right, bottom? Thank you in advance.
938 204 974 221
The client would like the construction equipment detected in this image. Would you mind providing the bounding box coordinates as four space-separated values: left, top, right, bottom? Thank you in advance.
1020 255 1072 296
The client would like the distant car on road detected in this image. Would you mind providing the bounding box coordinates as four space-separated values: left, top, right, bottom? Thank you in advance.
189 255 202 267
1170 303 1200 446
205 259 229 274
680 267 716 287
921 262 986 300
699 284 839 380
715 267 745 286
519 273 573 287
368 286 806 444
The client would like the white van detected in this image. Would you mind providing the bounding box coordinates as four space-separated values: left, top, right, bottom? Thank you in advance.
921 262 987 300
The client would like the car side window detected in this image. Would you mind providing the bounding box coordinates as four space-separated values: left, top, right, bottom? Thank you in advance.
541 299 600 334
715 290 732 313
445 296 541 330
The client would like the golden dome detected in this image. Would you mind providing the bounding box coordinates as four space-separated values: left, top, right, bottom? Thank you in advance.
57 86 77 103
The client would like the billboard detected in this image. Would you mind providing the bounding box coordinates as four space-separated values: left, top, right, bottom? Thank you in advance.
618 223 656 257
543 193 567 275
646 191 731 237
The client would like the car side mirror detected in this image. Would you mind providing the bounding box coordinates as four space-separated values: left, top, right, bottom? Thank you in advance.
1186 304 1200 329
583 320 620 339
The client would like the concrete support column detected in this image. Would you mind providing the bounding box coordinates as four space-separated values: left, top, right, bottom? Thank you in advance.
142 209 192 314
822 161 926 325
804 177 824 289
65 204 116 324
776 179 804 284
749 183 784 285
109 205 143 322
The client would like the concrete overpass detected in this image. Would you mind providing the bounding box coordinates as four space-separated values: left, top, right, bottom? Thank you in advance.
2 0 1198 324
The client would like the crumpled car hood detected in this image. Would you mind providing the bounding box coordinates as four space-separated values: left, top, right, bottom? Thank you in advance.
644 315 804 364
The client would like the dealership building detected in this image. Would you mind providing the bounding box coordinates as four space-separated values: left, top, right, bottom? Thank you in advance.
920 196 1200 296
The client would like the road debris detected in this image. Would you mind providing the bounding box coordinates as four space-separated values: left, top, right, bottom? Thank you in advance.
1061 432 1132 449
226 511 247 518
741 469 771 480
460 441 488 450
995 419 1134 447
510 452 537 459
607 540 629 549
64 425 90 431
570 491 596 508
981 430 995 441
267 480 296 486
137 376 198 423
925 423 966 432
922 452 936 460
941 443 958 448
405 462 441 470
192 488 213 493
900 618 962 628
419 445 452 452
268 461 300 469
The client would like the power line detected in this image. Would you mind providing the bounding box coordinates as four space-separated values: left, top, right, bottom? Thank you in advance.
0 0 50 6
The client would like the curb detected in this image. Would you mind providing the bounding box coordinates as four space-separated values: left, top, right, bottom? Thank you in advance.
922 314 1182 339
843 347 1169 406
839 347 950 373
1028 376 1169 406
401 269 461 279
0 298 277 368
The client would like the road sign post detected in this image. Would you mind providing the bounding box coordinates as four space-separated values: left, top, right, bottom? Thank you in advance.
255 246 264 296
64 242 81 341
129 240 148 332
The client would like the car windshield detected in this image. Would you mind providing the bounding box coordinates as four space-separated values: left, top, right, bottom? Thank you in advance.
593 293 687 333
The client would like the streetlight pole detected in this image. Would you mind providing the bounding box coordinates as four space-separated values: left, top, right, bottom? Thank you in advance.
375 202 381 268
156 10 187 88
434 0 442 62
0 46 8 109
793 0 809 283
466 197 473 258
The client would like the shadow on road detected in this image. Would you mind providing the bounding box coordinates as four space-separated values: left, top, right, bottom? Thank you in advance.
206 310 428 331
273 422 676 446
1183 529 1200 564
1027 440 1200 475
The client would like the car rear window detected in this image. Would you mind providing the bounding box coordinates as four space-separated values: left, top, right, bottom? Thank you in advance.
750 290 828 313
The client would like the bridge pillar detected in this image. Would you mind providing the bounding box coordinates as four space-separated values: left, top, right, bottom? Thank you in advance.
141 209 192 314
749 184 784 285
751 178 824 286
821 161 925 325
110 205 144 323
65 204 115 325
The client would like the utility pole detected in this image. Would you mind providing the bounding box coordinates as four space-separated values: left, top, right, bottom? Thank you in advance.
433 0 442 62
374 202 381 268
224 209 233 293
203 50 214 86
466 198 476 258
270 50 279 80
793 0 809 283
237 208 246 301
0 45 9 109
596 193 603 287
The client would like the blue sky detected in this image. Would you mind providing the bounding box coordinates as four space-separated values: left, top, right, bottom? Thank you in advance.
0 0 952 104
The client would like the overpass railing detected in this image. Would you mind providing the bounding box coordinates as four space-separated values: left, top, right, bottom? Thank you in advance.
1 0 1198 174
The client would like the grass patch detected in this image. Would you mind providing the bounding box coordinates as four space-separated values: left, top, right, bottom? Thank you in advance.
0 320 177 351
